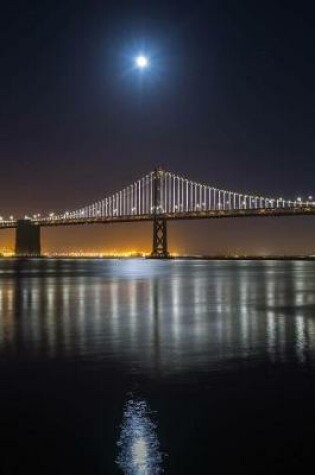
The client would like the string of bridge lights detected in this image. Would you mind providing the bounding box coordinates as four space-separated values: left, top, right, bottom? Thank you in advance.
40 172 315 222
0 169 313 224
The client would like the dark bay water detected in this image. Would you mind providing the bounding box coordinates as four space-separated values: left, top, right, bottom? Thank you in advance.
1 258 315 474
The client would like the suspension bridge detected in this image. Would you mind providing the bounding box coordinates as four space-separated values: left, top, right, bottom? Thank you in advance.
1 167 314 257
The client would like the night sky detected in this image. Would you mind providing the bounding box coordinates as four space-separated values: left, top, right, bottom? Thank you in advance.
1 0 315 255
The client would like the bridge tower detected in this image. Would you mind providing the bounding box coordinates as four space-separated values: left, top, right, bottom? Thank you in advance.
15 220 41 257
151 166 170 258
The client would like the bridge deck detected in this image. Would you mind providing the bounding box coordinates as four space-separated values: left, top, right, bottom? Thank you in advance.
1 206 315 229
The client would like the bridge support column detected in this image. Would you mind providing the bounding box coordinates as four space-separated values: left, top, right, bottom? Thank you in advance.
151 217 169 258
149 166 170 258
15 220 41 257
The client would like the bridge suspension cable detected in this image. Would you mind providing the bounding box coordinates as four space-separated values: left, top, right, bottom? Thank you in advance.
46 169 313 222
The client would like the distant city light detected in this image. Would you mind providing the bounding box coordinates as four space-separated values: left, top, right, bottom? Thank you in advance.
135 55 149 69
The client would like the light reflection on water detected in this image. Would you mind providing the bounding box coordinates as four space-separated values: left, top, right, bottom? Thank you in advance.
116 397 162 474
1 259 315 473
0 259 315 369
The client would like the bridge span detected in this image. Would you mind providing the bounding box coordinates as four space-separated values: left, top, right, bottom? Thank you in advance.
0 167 314 257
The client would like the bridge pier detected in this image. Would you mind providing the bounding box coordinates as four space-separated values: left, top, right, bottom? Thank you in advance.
149 166 170 258
15 220 41 257
150 217 170 258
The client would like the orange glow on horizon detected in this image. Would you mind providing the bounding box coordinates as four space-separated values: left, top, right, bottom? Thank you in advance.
0 245 179 258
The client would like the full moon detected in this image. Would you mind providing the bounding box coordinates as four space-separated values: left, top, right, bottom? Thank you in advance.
135 55 149 68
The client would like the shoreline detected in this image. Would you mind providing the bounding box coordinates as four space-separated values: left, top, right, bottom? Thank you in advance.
1 255 315 261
